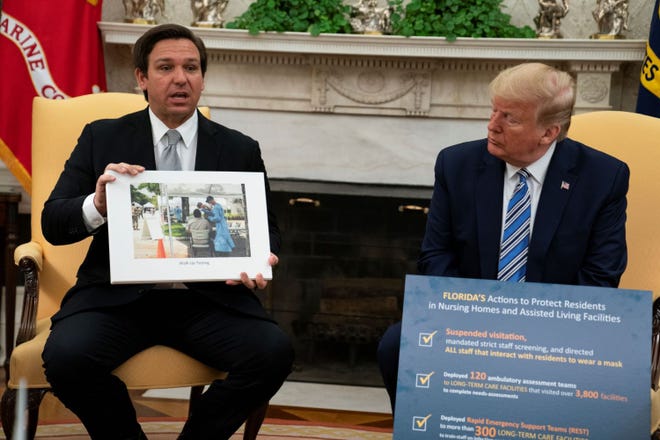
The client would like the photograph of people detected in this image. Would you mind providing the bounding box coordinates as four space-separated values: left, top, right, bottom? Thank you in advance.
202 195 235 255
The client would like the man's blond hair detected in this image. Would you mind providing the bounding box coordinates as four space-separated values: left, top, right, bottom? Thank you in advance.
489 63 576 140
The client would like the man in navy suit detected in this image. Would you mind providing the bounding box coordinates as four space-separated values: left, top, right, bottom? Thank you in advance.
377 62 629 412
41 24 293 440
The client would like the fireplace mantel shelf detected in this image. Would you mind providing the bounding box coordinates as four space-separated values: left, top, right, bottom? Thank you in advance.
99 21 645 62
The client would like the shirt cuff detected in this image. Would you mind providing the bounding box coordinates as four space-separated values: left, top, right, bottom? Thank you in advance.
82 193 106 232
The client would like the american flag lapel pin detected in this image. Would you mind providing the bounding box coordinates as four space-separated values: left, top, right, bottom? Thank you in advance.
561 181 570 190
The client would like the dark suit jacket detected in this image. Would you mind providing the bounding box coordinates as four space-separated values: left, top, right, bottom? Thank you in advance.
42 108 281 321
418 137 629 287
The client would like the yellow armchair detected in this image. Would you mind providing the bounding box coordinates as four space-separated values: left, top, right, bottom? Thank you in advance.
568 110 660 437
0 93 266 439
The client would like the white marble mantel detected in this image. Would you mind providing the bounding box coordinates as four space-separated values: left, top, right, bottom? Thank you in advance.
100 21 645 61
98 22 646 189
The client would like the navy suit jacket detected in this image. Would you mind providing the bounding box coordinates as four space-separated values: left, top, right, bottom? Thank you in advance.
418 137 629 287
42 108 281 321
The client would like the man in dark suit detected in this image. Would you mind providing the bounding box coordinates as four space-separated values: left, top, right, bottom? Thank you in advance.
377 62 629 412
41 24 293 440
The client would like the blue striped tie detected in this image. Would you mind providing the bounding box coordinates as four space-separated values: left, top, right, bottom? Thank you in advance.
498 169 531 282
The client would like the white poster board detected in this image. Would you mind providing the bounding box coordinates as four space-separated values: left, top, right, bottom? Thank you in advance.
106 170 272 284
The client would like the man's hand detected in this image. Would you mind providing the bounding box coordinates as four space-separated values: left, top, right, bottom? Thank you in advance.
94 163 145 216
227 253 279 290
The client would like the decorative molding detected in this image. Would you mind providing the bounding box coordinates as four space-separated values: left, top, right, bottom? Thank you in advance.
208 52 307 65
579 75 610 104
312 67 431 115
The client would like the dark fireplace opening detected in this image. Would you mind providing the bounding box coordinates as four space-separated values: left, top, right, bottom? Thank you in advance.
263 183 430 387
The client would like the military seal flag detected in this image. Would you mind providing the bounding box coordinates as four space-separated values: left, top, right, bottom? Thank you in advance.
0 0 106 193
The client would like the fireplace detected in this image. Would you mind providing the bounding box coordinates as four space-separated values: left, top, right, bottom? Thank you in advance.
262 182 430 386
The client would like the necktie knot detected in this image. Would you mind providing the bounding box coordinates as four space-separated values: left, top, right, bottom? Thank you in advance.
166 129 181 147
517 168 530 185
160 130 182 170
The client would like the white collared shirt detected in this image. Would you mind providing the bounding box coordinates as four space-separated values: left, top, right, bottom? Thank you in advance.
149 108 198 171
500 141 556 239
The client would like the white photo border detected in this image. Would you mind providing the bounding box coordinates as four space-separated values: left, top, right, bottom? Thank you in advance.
106 170 272 284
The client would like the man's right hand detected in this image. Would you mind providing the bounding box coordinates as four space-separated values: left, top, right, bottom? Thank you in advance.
94 163 145 216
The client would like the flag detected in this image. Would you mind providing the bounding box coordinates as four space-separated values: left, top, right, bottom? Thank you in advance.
0 0 106 193
637 0 660 118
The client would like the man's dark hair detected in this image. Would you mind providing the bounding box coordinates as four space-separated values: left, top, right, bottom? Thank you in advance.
133 24 208 99
205 195 214 203
193 208 202 218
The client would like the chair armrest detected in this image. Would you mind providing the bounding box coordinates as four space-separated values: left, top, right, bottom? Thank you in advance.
14 241 43 272
653 298 660 391
14 241 44 345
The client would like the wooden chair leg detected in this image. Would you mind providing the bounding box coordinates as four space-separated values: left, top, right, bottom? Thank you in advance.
243 401 268 440
188 385 205 419
1 387 48 440
1 388 17 439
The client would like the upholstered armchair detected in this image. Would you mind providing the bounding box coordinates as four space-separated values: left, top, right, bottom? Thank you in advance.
567 110 660 437
0 93 267 439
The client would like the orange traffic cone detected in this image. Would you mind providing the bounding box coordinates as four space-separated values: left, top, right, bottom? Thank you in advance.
156 238 166 258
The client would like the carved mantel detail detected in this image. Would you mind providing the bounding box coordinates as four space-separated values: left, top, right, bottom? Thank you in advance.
312 58 432 115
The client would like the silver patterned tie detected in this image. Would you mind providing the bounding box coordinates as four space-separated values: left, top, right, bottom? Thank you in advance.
160 129 182 171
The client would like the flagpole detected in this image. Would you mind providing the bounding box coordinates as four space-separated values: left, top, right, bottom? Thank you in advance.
636 0 660 117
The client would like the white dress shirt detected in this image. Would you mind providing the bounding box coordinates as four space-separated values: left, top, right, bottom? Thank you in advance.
500 141 556 240
150 109 198 171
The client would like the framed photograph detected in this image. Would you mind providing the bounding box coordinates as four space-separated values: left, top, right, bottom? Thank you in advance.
105 170 272 284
